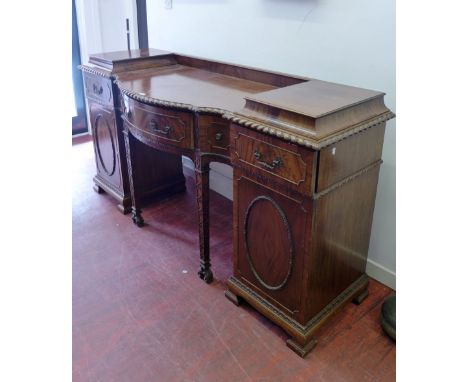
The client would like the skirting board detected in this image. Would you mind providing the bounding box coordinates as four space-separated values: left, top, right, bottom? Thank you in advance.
182 159 396 291
365 259 396 290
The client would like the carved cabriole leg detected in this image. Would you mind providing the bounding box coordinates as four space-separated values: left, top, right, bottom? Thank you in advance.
195 157 213 283
122 127 144 227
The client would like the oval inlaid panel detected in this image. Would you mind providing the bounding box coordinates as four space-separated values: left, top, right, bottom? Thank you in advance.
94 114 116 176
244 196 293 290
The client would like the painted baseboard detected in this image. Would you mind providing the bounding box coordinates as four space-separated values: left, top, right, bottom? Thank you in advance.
209 167 233 200
365 259 396 290
182 160 396 290
182 156 195 178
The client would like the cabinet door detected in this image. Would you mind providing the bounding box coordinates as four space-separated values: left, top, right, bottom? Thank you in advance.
234 172 311 319
89 102 123 191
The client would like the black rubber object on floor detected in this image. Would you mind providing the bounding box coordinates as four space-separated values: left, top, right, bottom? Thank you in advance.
381 295 396 341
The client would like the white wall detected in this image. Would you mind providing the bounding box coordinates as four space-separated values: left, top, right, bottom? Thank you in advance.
147 0 396 289
98 0 139 53
75 0 140 134
75 0 139 65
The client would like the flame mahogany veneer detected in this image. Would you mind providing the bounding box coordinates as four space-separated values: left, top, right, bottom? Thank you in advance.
80 48 394 357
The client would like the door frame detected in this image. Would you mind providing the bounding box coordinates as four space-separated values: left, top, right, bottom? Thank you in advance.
136 0 149 49
72 0 87 135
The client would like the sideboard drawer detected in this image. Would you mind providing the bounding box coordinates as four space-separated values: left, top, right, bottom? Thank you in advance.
83 73 113 106
316 125 386 192
231 125 315 194
198 115 230 156
122 97 194 150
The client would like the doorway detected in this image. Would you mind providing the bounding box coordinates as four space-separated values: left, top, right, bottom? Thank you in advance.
72 0 87 135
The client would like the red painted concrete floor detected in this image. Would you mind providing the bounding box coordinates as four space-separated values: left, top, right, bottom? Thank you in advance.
73 135 396 382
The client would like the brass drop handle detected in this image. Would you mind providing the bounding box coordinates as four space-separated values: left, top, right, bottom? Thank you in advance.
253 150 282 171
93 83 103 95
149 120 171 135
125 107 132 119
215 132 223 142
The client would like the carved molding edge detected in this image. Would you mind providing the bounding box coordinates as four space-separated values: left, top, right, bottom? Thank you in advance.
115 79 395 150
243 195 294 291
318 112 395 148
313 160 383 200
225 111 396 150
115 81 227 115
228 276 305 332
228 273 368 336
94 114 117 177
78 65 113 79
93 174 123 198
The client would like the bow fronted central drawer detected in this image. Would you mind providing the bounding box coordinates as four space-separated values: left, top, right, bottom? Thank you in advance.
122 96 194 150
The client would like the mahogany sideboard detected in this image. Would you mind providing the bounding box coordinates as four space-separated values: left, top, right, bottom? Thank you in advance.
80 49 394 357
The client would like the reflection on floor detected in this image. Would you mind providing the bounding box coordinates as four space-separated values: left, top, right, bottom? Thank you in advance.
73 135 396 382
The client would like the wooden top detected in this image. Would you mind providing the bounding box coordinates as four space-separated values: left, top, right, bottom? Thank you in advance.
116 65 278 112
87 48 173 73
89 48 170 67
245 79 383 118
81 49 394 149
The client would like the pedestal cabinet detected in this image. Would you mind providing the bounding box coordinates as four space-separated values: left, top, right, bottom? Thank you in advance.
80 49 187 213
226 123 386 357
81 49 394 357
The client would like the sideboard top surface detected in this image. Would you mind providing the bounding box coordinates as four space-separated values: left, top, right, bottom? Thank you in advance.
116 64 279 112
89 48 171 67
83 49 394 148
244 79 383 119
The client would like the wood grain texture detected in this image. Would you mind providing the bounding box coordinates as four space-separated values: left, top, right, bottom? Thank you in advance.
233 173 310 319
306 166 382 319
316 124 386 191
79 49 394 358
231 124 315 196
89 103 121 186
80 54 189 214
89 48 174 72
123 95 194 149
174 53 308 87
228 122 385 355
116 64 278 112
82 49 394 149
73 136 395 381
197 114 231 157
111 52 394 148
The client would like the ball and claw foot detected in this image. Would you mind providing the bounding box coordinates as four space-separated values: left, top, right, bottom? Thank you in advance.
131 211 145 227
198 267 213 284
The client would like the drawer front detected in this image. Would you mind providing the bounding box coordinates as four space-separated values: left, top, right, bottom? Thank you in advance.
198 115 230 156
231 125 314 195
316 125 385 192
84 73 113 106
122 97 194 150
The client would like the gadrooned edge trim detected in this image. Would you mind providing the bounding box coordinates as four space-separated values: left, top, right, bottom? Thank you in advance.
115 80 396 150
